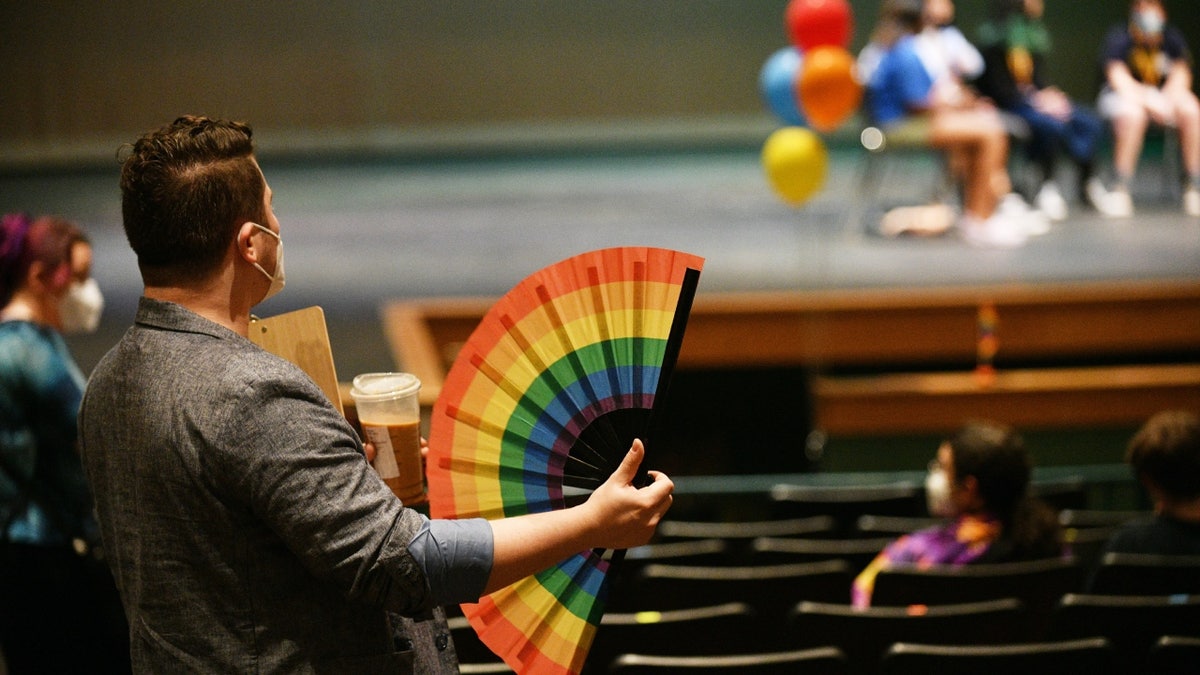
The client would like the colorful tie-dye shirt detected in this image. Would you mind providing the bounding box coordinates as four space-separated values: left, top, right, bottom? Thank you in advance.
852 513 1002 608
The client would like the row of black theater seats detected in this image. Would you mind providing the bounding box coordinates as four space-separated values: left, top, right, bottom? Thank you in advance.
453 588 1200 674
624 504 1144 570
450 505 1198 673
666 474 1099 540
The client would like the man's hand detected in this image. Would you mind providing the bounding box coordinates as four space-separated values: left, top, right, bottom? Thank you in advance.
1032 87 1071 121
484 439 674 594
364 436 427 468
579 439 674 551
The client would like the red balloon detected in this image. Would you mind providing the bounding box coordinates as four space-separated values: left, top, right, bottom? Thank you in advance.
797 46 862 133
786 0 854 51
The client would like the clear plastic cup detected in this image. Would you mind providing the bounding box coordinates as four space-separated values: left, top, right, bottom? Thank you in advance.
350 372 424 503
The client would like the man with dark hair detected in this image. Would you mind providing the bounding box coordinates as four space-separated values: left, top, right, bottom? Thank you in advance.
1102 409 1200 556
119 116 270 286
80 115 674 672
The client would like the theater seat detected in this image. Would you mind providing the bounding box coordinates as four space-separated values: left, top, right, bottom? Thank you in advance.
1088 552 1200 595
853 514 941 538
608 646 848 674
628 560 854 649
767 483 924 534
1147 635 1200 675
879 637 1113 674
790 598 1025 675
653 515 836 563
586 602 761 673
1048 593 1200 673
748 535 892 573
607 538 730 611
870 556 1084 640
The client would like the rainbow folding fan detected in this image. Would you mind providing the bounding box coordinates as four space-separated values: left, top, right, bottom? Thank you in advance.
427 246 704 674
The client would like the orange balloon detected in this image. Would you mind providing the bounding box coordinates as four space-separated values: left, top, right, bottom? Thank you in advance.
797 46 863 133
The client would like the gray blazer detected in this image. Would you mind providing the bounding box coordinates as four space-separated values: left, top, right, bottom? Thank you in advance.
80 298 466 673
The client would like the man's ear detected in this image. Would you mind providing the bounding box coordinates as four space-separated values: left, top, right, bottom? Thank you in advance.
236 221 262 265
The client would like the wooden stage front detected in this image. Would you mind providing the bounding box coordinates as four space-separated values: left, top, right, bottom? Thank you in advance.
380 277 1200 440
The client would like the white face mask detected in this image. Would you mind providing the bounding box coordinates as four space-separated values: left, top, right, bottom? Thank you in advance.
1134 9 1164 37
925 466 955 517
59 277 104 334
251 223 285 303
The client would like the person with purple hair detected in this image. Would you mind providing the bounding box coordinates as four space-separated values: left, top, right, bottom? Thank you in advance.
0 213 128 673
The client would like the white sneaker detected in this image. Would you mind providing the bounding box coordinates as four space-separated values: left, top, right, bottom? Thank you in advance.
1087 178 1133 218
1104 187 1134 218
998 192 1050 235
1035 182 1069 221
1024 210 1050 236
879 204 957 237
998 192 1032 215
959 212 1029 248
1184 187 1200 217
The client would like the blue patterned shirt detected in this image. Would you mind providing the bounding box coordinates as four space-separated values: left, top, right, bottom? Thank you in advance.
0 319 94 546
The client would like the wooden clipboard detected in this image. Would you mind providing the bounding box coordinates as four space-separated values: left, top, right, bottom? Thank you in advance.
249 306 344 415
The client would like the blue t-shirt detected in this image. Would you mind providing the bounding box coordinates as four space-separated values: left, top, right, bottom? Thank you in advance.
866 35 934 126
0 319 93 546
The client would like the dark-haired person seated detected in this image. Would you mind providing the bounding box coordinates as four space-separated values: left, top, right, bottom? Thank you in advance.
974 0 1121 220
858 0 1033 247
1099 410 1200 557
853 421 1064 607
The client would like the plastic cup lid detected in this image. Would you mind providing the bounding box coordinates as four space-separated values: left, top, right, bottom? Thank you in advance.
350 372 421 401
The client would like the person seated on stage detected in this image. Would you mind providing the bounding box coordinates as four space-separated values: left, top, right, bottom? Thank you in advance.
860 0 1034 247
975 0 1124 221
1095 0 1200 217
1096 409 1200 559
918 0 1051 232
852 420 1064 607
914 0 985 115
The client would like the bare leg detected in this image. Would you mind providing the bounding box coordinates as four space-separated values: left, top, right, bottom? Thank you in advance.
1110 103 1149 183
1167 89 1200 177
930 109 1010 219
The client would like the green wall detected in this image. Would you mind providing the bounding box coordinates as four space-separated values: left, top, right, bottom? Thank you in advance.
1 1 1197 165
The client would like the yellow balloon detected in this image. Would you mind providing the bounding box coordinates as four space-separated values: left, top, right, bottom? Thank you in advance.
761 127 828 205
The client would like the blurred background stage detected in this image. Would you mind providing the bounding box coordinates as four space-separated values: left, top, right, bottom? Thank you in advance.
2 2 1198 499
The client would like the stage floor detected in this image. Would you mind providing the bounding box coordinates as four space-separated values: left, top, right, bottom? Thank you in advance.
2 147 1197 379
